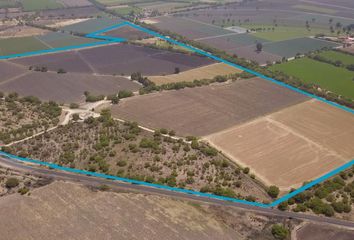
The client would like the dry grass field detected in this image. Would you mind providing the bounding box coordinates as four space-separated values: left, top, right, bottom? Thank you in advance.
149 63 241 85
206 100 354 190
111 78 308 136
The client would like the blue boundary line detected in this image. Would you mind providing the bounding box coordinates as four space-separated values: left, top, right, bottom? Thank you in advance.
0 20 353 208
0 150 268 208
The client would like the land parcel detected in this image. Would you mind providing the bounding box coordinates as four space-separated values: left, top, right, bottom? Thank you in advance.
111 77 307 136
206 100 354 190
149 63 241 85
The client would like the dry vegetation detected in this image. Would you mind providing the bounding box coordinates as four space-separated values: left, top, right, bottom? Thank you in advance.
149 63 241 85
5 109 270 202
0 93 62 145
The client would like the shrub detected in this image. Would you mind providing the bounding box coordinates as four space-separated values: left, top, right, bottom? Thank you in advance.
118 90 133 99
5 178 19 188
271 224 289 240
69 103 79 109
18 187 29 195
243 167 250 174
117 160 127 167
277 202 288 211
267 185 280 198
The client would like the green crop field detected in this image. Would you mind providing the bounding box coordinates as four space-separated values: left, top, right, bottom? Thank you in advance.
263 37 339 58
0 0 18 8
270 58 354 99
0 36 49 56
20 0 63 11
113 6 141 16
247 25 334 42
38 32 102 48
317 50 354 66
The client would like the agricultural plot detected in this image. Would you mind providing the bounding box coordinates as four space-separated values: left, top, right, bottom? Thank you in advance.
317 50 354 65
0 36 49 56
10 42 215 75
11 51 95 74
153 16 233 40
198 33 269 48
206 100 354 189
62 17 122 34
37 32 103 48
56 0 92 8
111 78 308 136
263 37 340 58
249 25 334 42
103 25 151 40
149 63 241 85
231 45 282 65
0 61 27 84
38 6 101 19
0 71 140 103
77 43 215 75
135 1 191 13
20 0 63 11
270 57 354 99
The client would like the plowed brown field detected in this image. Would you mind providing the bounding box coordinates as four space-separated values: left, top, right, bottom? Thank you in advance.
206 100 354 189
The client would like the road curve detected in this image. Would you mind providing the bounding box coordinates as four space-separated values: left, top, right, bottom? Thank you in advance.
0 156 353 229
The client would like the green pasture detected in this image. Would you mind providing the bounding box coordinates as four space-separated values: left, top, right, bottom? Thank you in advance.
0 36 49 56
269 58 354 99
20 0 63 11
317 50 354 66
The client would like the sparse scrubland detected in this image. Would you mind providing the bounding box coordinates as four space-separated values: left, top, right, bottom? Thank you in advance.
0 92 62 145
4 109 270 202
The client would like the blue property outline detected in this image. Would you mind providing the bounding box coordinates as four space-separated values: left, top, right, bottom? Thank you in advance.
0 20 353 208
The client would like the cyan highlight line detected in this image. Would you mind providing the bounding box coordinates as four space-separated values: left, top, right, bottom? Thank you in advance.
0 20 353 208
0 41 116 59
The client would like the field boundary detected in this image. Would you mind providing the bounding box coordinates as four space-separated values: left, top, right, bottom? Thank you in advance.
0 20 353 208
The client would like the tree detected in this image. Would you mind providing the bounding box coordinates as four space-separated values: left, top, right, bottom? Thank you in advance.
256 42 263 52
267 185 280 198
72 113 80 121
243 167 250 174
271 224 289 240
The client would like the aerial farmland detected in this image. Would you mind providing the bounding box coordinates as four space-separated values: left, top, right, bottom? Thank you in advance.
0 0 354 238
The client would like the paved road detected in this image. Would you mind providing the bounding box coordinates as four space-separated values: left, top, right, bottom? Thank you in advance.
1 156 354 229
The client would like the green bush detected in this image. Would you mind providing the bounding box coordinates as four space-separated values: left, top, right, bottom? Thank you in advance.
267 185 280 198
5 178 19 188
271 224 289 240
118 90 134 99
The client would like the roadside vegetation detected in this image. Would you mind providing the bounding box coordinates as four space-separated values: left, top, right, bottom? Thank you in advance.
0 92 62 145
3 109 270 202
0 166 51 197
278 166 354 218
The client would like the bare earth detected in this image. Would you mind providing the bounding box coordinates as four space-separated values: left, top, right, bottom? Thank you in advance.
0 181 241 240
111 78 308 136
295 223 354 240
149 63 241 85
206 100 354 190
